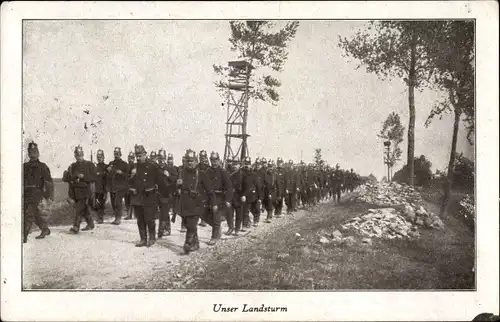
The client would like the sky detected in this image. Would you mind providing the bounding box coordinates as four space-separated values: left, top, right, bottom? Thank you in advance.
22 20 474 179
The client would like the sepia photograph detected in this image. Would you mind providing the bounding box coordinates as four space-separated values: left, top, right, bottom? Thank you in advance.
21 18 476 291
2 1 498 321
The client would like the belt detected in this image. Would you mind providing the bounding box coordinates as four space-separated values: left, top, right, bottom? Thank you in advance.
24 185 41 188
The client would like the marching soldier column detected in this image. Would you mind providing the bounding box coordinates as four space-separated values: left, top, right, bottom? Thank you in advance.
24 142 365 255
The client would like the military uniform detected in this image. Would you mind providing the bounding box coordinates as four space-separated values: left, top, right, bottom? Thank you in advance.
129 145 162 247
263 160 277 223
94 149 108 223
284 160 299 213
177 150 215 253
203 152 232 244
197 150 210 227
250 158 264 223
63 146 97 233
241 157 260 228
157 150 178 238
124 152 135 219
332 165 344 203
106 147 130 225
23 142 54 243
274 158 286 217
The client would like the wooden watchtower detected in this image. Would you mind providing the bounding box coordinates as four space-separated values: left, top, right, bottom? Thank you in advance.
223 60 254 165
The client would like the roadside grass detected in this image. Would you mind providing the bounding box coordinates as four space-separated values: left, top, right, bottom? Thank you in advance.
140 194 474 290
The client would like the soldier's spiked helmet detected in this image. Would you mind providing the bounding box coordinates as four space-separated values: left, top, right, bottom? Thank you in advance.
113 147 122 156
277 157 284 166
158 149 166 160
150 151 157 159
185 149 197 162
268 159 275 167
27 141 39 153
288 159 293 165
74 145 84 156
167 153 174 160
260 157 267 164
134 144 146 155
210 151 220 160
199 150 208 159
255 157 260 164
128 151 135 161
225 158 233 166
244 156 251 166
336 163 340 169
96 149 104 157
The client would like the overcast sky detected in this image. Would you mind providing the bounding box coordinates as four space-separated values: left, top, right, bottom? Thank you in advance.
22 20 474 179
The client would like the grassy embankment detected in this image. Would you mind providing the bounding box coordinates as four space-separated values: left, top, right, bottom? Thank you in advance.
136 190 474 290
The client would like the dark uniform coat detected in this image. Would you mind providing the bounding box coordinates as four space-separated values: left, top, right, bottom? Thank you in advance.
106 159 130 193
94 162 108 194
128 161 162 206
177 167 215 217
24 160 54 204
63 160 97 200
205 166 233 206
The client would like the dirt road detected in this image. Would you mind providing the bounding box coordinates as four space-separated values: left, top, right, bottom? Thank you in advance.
23 201 329 289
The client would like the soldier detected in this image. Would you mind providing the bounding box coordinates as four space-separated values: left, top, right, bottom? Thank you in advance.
128 145 162 247
63 145 96 234
178 155 188 233
251 158 264 223
284 160 299 214
106 147 130 225
203 152 232 245
197 150 210 227
124 152 135 220
225 158 237 235
157 149 178 238
23 141 54 243
241 156 260 229
176 149 215 254
94 149 108 224
149 151 157 164
256 158 267 215
274 158 286 218
263 159 277 223
332 163 344 204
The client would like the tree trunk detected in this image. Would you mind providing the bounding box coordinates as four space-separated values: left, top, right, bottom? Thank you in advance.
440 104 461 217
407 31 417 186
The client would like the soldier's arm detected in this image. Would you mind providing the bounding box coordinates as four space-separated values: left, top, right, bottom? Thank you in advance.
42 164 55 200
223 170 233 203
201 172 216 208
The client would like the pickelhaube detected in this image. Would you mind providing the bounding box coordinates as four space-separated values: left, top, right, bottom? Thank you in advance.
158 149 166 160
255 157 260 164
113 147 122 156
27 141 38 153
185 149 197 161
277 157 284 166
74 145 84 156
128 151 135 160
134 144 146 155
244 156 251 165
199 150 208 159
210 151 220 160
288 159 293 164
336 163 340 169
167 153 174 161
260 157 267 164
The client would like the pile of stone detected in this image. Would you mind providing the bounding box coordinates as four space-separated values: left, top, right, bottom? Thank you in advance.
356 181 422 207
355 181 445 231
341 208 421 240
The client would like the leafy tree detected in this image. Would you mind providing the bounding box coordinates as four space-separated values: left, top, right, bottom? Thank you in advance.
378 112 405 180
213 21 299 105
314 148 323 166
393 155 433 187
339 21 439 186
453 153 474 190
423 20 474 216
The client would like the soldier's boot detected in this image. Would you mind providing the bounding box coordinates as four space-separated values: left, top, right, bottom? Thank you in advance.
275 209 282 218
124 208 133 220
190 234 200 252
136 226 147 247
180 224 187 233
147 223 156 247
265 211 273 223
207 226 221 246
69 227 79 234
225 227 234 235
23 221 32 243
165 221 172 236
158 221 166 239
111 212 122 225
35 228 51 239
97 213 104 224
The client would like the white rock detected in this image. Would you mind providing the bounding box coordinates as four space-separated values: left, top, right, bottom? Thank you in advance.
319 236 330 244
